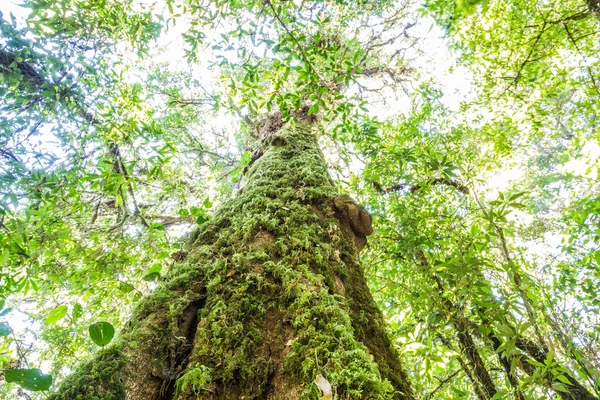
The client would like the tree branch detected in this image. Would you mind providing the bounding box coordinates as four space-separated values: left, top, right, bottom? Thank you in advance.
373 177 469 195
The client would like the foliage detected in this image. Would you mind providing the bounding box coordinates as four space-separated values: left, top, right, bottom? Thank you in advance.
88 322 114 347
0 0 599 398
175 364 211 397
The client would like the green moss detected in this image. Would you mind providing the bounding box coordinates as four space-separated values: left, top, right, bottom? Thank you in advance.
175 120 398 398
48 346 126 400
175 364 212 397
55 118 408 399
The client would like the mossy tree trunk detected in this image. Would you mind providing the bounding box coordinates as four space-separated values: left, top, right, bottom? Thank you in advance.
50 112 414 400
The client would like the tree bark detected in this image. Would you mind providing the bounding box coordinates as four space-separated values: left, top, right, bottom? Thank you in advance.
454 329 497 399
49 112 413 399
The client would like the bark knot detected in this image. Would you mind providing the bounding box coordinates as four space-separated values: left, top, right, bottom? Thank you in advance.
333 196 373 252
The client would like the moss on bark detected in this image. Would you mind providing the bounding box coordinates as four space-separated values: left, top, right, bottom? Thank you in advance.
48 347 126 400
51 114 413 400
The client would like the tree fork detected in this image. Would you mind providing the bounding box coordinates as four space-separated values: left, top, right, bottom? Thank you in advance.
49 112 414 399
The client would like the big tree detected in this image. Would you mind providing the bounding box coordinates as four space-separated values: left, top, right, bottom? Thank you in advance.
3 0 600 398
49 110 414 399
0 0 418 398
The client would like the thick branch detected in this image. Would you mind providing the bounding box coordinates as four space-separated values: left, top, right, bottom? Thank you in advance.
373 177 469 195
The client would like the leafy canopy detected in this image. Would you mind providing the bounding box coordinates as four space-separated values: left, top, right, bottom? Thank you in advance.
1 0 599 398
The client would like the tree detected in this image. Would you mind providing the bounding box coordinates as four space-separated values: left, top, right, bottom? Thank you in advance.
348 82 600 398
0 0 419 398
46 110 414 399
2 0 600 398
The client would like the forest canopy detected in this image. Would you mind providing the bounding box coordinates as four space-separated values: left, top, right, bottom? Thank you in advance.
0 0 599 398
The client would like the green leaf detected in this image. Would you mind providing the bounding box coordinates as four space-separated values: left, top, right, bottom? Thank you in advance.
144 263 162 281
0 321 11 336
490 392 508 400
0 249 9 266
89 322 115 347
72 303 83 323
4 369 52 391
44 305 68 325
0 307 13 317
119 282 135 293
552 382 569 393
545 349 553 366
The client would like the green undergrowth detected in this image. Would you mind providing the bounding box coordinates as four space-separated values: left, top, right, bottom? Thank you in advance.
175 364 212 397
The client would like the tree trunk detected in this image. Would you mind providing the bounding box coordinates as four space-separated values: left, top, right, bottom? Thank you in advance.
49 112 414 400
454 329 497 399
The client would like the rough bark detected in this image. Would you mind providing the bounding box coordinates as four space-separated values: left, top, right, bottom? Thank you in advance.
49 112 413 399
455 329 497 399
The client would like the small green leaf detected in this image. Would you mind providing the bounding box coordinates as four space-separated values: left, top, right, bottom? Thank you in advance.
119 282 135 293
0 307 13 317
545 349 553 366
0 321 11 336
0 249 9 266
89 322 115 347
552 382 569 393
44 305 68 325
144 263 162 281
72 303 83 323
4 369 52 391
490 392 508 400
